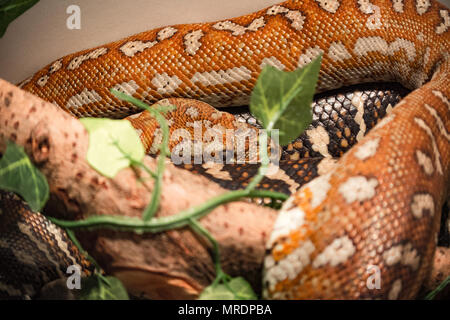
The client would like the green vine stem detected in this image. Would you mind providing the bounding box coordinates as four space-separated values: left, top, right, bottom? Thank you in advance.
245 130 269 192
188 219 222 278
425 276 450 300
111 89 172 221
65 228 110 286
48 189 287 233
189 218 247 299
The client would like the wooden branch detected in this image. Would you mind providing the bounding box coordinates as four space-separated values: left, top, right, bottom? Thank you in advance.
0 79 277 299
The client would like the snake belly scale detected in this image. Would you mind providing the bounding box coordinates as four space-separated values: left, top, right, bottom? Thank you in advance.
3 0 449 299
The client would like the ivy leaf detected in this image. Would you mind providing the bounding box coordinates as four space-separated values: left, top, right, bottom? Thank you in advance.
0 0 39 37
250 56 322 146
78 275 129 300
80 118 145 178
198 277 257 300
0 141 49 211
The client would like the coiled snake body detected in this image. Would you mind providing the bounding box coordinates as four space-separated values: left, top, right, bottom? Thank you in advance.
2 0 450 299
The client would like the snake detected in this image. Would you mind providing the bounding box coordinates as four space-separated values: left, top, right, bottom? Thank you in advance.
0 0 449 299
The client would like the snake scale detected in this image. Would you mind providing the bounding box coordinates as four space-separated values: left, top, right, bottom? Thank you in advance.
1 0 449 299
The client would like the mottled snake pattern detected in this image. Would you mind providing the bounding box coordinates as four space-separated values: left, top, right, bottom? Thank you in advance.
2 0 450 299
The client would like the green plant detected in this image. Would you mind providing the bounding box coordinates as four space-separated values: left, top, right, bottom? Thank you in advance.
0 0 39 37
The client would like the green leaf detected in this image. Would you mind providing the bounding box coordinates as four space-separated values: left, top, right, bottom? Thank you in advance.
198 277 257 300
0 141 49 211
0 0 39 38
81 118 145 178
250 56 322 146
78 275 129 300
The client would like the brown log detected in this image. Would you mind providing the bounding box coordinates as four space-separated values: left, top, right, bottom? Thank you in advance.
0 79 277 299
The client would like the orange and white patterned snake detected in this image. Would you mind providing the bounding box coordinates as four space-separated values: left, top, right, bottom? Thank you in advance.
14 0 450 299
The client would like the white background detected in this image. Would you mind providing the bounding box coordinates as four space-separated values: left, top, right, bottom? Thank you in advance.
0 0 278 83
